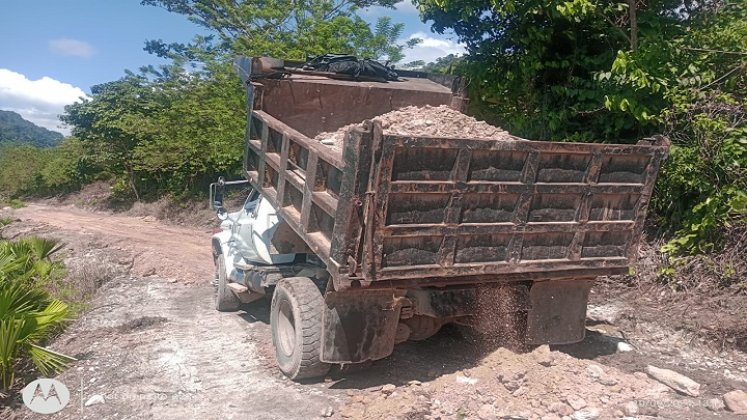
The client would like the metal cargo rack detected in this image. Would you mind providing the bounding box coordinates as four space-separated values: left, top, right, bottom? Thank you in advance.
244 110 669 291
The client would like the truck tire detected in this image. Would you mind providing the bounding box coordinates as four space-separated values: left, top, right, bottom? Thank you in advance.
215 254 240 312
270 277 330 380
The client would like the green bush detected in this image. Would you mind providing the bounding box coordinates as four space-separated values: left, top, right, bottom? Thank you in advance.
0 237 75 390
0 138 96 200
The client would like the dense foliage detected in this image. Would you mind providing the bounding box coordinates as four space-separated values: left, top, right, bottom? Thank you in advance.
60 62 245 200
0 111 63 148
0 139 92 198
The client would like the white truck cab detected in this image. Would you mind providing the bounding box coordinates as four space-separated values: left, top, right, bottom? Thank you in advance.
210 181 328 313
212 190 297 281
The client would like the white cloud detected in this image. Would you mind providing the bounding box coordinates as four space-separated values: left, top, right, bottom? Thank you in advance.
0 69 88 135
49 38 95 58
401 32 466 64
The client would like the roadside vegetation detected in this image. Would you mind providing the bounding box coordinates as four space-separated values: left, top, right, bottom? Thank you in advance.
0 0 744 280
0 236 75 391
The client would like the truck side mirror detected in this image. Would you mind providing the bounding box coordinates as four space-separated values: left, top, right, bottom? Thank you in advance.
216 207 228 221
209 177 226 211
213 190 224 210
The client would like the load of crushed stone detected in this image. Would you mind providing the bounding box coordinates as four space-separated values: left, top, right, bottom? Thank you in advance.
313 105 511 152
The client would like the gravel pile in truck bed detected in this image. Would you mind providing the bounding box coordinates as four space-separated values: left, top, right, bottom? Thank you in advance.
314 105 511 152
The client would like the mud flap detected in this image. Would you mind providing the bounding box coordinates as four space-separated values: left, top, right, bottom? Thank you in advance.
321 289 405 364
526 279 595 345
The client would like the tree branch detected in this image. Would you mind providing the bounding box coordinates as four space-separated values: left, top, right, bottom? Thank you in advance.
684 47 747 56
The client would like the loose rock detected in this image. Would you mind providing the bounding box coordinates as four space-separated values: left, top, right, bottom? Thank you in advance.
621 400 639 416
585 304 622 325
456 375 478 385
705 397 725 412
477 403 495 420
84 394 105 406
598 376 618 386
314 105 510 152
565 395 587 411
616 342 634 352
723 390 747 414
586 365 604 380
645 365 701 396
571 407 600 420
381 384 396 394
549 402 574 416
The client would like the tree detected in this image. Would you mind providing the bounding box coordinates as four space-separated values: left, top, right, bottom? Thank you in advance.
142 0 417 62
413 0 697 141
61 61 246 200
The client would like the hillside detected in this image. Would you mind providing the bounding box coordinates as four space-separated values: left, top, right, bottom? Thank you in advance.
0 110 63 147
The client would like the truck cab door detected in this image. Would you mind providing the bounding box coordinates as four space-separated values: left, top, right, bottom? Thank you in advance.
230 191 262 262
231 192 298 265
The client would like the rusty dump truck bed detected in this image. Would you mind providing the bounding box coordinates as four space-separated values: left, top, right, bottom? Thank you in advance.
242 69 669 292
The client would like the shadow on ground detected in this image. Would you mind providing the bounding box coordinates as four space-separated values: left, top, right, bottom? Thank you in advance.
552 327 624 360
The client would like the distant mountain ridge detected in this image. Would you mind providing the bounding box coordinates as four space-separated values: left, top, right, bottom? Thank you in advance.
0 110 64 148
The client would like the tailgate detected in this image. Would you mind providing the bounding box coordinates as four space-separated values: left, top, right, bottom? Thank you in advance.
354 124 669 284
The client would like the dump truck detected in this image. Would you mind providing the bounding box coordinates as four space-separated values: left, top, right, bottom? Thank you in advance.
209 56 670 380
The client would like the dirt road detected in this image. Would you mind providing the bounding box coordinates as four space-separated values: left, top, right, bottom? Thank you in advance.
19 203 214 283
3 204 337 419
2 204 746 419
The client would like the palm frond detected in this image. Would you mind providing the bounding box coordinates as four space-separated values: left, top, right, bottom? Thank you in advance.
0 319 22 389
25 238 64 260
27 344 76 377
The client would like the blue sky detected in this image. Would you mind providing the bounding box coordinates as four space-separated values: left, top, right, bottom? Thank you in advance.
0 0 463 134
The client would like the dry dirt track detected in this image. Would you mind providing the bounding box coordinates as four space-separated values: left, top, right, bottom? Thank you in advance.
2 203 747 420
19 203 215 283
4 204 338 419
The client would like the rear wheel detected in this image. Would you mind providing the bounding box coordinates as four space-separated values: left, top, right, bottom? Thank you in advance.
215 254 240 312
270 277 330 380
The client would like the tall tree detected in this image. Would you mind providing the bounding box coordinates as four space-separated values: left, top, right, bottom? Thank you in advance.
413 0 698 141
142 0 417 62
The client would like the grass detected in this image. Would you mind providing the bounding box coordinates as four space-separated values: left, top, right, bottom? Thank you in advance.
9 199 25 209
0 217 12 227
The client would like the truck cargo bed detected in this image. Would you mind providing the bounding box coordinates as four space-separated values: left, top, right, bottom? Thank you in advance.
244 110 669 291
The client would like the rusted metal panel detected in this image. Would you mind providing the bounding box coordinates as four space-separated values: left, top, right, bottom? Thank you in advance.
320 289 406 363
361 134 669 285
327 126 375 290
257 76 455 138
526 279 595 344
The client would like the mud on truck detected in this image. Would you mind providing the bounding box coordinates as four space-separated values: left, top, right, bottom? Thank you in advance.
209 56 670 380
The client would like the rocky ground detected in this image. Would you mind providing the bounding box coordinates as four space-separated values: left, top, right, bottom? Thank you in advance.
1 203 746 419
